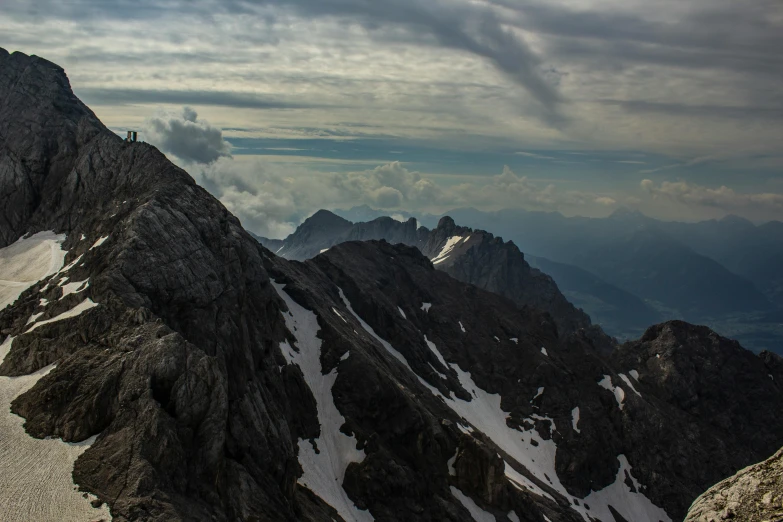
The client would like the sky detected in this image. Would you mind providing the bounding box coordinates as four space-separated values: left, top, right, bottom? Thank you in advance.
3 0 783 237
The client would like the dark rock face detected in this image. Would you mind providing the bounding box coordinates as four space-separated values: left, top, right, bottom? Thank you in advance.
2 48 783 522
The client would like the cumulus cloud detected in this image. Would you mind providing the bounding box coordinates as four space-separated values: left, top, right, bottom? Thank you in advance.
186 157 619 238
594 196 617 206
641 179 783 215
144 106 232 164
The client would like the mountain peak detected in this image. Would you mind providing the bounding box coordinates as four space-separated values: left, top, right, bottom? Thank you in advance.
301 209 352 229
436 215 456 230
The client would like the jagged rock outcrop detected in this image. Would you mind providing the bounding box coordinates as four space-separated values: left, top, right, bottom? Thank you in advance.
685 448 783 522
2 48 783 522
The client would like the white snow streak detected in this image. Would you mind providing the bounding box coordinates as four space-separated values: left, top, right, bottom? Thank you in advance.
571 407 581 433
0 336 112 522
459 321 466 333
450 486 496 522
619 374 642 397
507 511 520 522
447 451 458 476
273 282 374 522
398 306 407 319
0 232 66 310
27 299 99 332
332 307 348 323
89 236 109 250
504 460 555 501
598 375 626 410
541 347 548 356
629 370 639 380
319 248 329 254
432 236 465 265
531 387 544 402
424 336 448 369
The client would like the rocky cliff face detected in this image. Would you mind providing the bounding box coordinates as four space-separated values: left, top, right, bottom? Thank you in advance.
685 448 783 522
2 48 783 522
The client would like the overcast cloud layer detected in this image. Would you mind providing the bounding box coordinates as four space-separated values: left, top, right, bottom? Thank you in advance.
3 0 782 235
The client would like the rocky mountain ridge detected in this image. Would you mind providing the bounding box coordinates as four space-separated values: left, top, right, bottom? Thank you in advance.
257 212 605 347
1 48 783 522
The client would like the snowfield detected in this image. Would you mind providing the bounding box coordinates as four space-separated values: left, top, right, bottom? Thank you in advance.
274 283 374 522
0 233 111 521
0 232 66 310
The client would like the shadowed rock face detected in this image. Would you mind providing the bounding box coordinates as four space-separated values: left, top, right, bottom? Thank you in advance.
1 48 783 522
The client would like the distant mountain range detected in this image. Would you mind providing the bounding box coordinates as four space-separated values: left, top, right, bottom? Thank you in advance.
327 206 783 353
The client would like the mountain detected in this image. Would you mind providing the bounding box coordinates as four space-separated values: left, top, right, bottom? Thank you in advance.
575 229 773 320
527 256 661 339
2 48 783 522
257 213 426 261
382 206 783 354
260 211 605 347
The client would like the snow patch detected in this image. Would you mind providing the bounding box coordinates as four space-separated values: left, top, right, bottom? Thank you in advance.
425 335 448 369
598 375 626 410
459 321 466 333
619 373 641 397
397 306 407 319
59 279 89 299
629 370 639 380
421 302 432 312
90 236 109 250
0 336 112 522
540 347 548 356
319 248 329 254
531 387 544 402
0 232 67 310
27 299 99 332
510 338 518 344
450 486 496 522
340 352 350 362
432 236 465 265
508 511 520 522
504 460 555 501
494 336 500 342
332 307 348 323
447 450 458 476
571 407 581 433
581 455 671 522
273 282 373 521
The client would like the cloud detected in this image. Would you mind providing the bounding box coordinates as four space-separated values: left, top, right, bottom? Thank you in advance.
144 107 232 164
78 87 317 110
641 179 783 215
185 157 616 238
594 196 617 206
